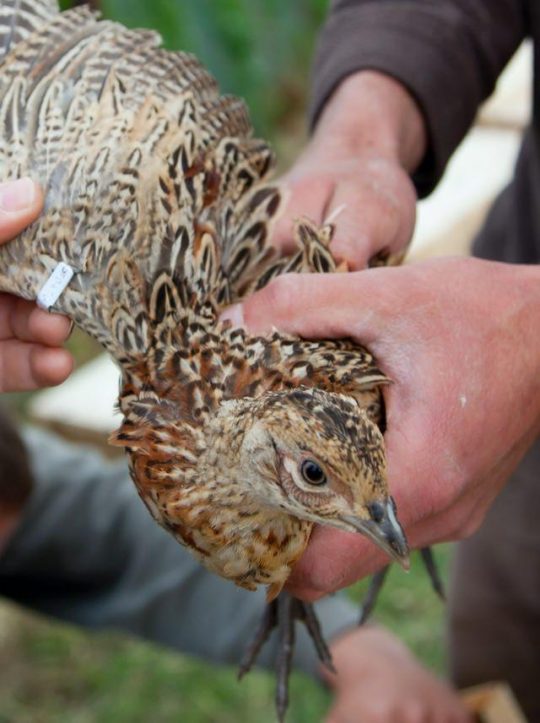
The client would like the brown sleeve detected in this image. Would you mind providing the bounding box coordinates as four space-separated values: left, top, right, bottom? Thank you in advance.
310 0 527 195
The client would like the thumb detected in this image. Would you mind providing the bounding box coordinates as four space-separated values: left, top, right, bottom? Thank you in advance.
0 178 43 243
221 270 392 346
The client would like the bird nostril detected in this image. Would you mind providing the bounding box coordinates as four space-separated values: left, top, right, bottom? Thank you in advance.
368 501 385 523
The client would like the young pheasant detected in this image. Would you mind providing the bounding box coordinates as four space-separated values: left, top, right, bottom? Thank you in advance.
0 1 439 719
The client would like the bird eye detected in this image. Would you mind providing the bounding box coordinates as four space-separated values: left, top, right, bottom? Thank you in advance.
300 460 327 486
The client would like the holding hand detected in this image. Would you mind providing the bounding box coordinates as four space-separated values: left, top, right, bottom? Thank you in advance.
224 257 540 598
270 72 425 269
326 626 471 723
221 69 540 599
0 178 72 392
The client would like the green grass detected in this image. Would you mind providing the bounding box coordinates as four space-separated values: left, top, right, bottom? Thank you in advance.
0 546 452 722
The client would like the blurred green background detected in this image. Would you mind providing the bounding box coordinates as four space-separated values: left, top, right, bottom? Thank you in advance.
1 1 454 721
58 0 329 139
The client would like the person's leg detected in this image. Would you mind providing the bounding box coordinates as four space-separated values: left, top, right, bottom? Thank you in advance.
0 406 33 509
448 438 540 720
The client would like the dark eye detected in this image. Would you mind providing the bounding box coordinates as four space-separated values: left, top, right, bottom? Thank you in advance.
301 460 327 486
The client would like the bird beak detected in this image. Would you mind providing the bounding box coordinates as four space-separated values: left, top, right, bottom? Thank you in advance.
339 499 410 570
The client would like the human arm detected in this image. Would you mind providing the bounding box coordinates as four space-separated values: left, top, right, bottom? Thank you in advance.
271 70 423 269
0 423 472 721
0 425 358 675
272 0 526 268
223 257 540 598
0 178 72 392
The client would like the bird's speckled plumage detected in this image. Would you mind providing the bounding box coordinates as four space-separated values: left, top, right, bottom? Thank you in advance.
0 2 415 718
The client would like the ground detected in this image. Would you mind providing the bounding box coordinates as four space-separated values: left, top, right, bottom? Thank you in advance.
0 547 451 722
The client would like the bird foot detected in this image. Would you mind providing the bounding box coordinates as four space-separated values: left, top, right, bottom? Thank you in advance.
359 546 445 625
239 592 335 723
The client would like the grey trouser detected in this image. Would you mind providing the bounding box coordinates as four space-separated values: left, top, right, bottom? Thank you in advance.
0 426 358 678
448 438 540 721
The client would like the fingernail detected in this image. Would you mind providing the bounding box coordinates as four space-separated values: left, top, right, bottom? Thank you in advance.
0 177 37 212
220 303 244 328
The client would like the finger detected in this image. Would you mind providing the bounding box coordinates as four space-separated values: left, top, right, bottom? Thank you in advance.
287 526 387 600
293 477 487 601
389 424 533 552
269 176 331 253
0 342 73 392
326 172 416 270
0 294 72 345
0 178 43 243
325 707 355 723
223 270 394 343
405 455 519 550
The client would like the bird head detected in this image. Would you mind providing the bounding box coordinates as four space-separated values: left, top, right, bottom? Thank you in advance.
236 387 409 569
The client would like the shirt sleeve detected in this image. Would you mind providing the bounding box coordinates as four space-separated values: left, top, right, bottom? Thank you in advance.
310 0 527 195
0 426 358 678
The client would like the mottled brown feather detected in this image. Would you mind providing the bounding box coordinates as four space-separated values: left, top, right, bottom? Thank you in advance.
0 2 397 599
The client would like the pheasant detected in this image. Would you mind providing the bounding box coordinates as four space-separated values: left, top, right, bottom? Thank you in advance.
0 1 443 719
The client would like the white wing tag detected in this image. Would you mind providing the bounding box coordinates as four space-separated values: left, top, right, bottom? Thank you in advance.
36 262 75 311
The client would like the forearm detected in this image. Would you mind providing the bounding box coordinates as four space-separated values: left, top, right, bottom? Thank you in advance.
311 71 427 174
516 264 540 433
312 0 526 194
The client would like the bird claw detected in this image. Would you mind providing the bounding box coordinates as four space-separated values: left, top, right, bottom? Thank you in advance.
359 546 445 625
239 592 335 723
238 599 278 680
419 546 446 601
358 565 390 625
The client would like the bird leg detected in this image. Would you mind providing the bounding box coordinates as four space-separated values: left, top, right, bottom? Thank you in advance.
358 565 390 625
419 546 446 600
238 599 278 679
239 592 335 723
359 546 445 625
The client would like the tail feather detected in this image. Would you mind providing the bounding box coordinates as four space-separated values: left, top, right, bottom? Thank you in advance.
0 3 281 364
0 0 59 63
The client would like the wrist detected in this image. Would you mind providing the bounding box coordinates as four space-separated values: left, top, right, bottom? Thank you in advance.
312 71 427 173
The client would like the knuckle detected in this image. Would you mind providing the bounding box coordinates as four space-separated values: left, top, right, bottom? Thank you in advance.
259 274 299 314
402 702 429 723
452 508 484 540
429 480 462 519
360 705 391 723
441 505 480 541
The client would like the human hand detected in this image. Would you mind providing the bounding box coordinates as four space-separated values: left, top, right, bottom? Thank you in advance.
0 178 73 392
325 626 471 723
222 257 540 598
270 71 425 269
